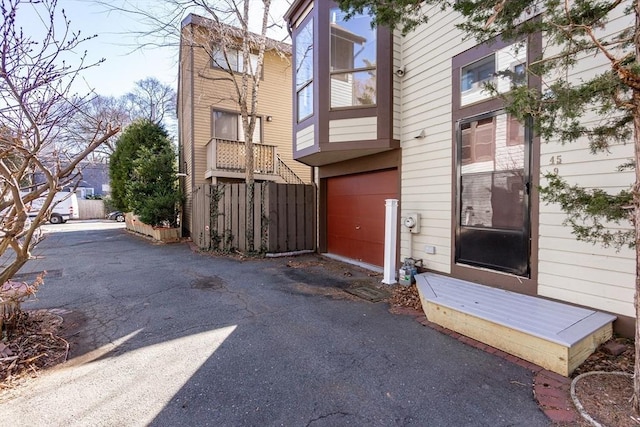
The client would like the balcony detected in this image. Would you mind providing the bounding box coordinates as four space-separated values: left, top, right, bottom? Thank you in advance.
205 138 304 184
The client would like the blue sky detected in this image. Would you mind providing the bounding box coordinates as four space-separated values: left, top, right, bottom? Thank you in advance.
58 0 178 97
56 0 291 97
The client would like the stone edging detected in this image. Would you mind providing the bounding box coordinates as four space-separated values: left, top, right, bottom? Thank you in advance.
570 371 633 427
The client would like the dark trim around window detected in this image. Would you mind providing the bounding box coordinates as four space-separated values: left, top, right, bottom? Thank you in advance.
450 30 542 294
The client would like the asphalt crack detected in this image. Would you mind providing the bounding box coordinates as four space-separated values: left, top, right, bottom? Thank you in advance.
307 411 352 426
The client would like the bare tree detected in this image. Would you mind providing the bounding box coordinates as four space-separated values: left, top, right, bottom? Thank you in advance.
100 0 288 173
0 0 119 289
123 77 176 125
65 78 176 164
65 94 131 161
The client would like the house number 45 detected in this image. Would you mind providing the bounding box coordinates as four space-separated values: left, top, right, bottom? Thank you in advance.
549 155 563 165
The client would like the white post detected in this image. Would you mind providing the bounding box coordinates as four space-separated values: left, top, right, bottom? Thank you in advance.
383 199 398 285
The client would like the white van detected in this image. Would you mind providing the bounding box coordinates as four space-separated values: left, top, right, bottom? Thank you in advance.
21 191 79 224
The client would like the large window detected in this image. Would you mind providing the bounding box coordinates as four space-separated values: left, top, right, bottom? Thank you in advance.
329 7 376 108
212 110 261 143
453 37 535 278
459 112 525 230
295 18 314 121
212 47 259 75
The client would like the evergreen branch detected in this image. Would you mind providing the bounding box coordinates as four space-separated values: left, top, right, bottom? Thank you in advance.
539 172 634 249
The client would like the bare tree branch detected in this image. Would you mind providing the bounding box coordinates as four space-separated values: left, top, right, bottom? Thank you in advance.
0 0 120 285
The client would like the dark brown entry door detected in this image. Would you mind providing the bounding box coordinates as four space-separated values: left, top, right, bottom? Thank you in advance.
456 112 531 277
326 169 398 266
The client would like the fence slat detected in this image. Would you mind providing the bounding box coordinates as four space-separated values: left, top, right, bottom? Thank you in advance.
217 185 225 250
295 185 305 250
277 185 287 252
229 185 238 250
224 184 232 250
260 183 269 251
255 183 264 252
305 185 316 250
284 185 294 252
267 182 278 251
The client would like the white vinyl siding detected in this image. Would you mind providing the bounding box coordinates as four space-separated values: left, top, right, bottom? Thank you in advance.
400 5 473 274
328 117 377 142
535 5 634 317
399 4 634 317
330 79 354 107
297 124 315 150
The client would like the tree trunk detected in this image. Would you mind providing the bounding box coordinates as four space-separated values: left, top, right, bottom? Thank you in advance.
633 103 640 410
245 122 255 253
633 0 640 413
246 181 255 252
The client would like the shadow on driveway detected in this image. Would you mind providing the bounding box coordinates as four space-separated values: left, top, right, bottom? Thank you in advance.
2 226 550 426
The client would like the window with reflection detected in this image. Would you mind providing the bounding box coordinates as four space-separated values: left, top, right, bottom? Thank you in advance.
453 36 537 277
295 18 314 121
460 43 527 106
329 7 376 108
459 113 525 230
212 110 261 143
212 47 259 75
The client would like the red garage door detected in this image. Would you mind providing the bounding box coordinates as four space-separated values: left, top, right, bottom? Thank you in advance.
326 169 398 267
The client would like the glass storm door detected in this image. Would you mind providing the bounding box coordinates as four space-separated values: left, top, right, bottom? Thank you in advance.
455 111 530 277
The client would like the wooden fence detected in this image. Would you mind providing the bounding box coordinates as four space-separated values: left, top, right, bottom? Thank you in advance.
77 199 105 219
192 183 316 253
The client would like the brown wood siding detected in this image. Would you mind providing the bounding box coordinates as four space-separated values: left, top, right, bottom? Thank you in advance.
179 22 312 233
182 24 311 187
179 35 195 235
326 169 398 266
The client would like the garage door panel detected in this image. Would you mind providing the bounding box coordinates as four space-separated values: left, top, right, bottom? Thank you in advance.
327 218 359 240
358 217 385 236
326 169 398 266
327 196 356 217
356 196 390 215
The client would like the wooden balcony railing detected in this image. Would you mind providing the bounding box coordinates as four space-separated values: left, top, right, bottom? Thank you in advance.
207 138 276 174
206 138 305 184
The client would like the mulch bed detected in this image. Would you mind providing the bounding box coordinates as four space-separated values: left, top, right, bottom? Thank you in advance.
0 310 68 393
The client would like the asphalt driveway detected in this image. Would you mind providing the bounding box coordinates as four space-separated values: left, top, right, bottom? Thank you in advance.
1 222 550 426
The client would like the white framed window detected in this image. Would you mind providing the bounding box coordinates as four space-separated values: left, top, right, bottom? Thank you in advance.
212 47 259 75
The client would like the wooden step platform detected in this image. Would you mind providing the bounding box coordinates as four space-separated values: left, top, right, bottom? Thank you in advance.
415 272 616 376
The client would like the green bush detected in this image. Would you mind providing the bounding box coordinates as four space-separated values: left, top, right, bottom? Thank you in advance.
110 120 181 226
110 120 171 212
126 144 181 227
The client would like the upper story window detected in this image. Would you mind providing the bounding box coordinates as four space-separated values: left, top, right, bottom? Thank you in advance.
295 18 314 122
212 47 259 75
329 8 376 108
460 43 526 107
212 110 261 143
